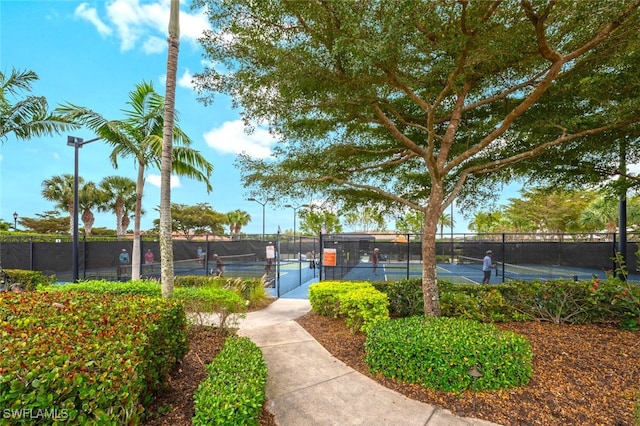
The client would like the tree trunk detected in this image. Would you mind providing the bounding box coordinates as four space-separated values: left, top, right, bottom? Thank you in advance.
131 165 145 280
116 199 125 239
82 209 94 235
160 0 179 298
421 188 444 317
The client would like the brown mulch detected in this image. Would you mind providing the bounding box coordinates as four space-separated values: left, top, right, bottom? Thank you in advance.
143 325 276 426
296 312 640 426
142 312 639 426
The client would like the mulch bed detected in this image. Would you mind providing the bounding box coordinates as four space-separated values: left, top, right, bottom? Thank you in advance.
142 313 639 426
296 312 640 426
142 325 276 426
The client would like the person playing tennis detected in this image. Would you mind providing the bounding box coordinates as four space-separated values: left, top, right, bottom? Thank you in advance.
482 250 496 284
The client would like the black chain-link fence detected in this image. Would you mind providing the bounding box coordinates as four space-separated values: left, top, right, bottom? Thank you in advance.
318 232 640 282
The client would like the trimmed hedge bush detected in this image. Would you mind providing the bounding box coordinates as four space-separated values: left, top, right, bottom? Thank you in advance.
374 277 640 330
40 279 248 330
3 269 54 291
193 336 267 426
309 281 389 333
365 316 533 392
309 281 373 317
0 291 187 424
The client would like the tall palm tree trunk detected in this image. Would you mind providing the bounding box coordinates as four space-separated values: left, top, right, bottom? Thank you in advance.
160 0 179 298
131 165 145 280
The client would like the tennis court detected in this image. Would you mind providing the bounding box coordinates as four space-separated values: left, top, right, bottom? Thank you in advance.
337 258 635 284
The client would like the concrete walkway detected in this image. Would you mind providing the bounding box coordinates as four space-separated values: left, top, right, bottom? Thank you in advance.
236 281 501 426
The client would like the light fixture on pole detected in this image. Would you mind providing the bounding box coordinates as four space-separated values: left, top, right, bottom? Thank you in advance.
285 204 309 284
67 135 101 282
12 212 18 231
247 197 274 241
284 204 309 238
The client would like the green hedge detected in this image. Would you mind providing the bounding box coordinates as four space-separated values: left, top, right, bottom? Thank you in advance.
365 316 533 392
309 281 389 333
375 277 640 330
40 280 247 330
193 336 267 426
309 281 375 317
3 269 54 291
0 291 187 424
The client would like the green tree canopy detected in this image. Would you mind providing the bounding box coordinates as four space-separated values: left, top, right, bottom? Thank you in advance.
194 0 640 316
19 211 69 234
153 203 227 239
299 209 342 236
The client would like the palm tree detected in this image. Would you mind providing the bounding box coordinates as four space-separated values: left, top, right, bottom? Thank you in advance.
227 209 251 238
159 0 181 298
57 82 213 280
438 213 453 239
78 181 103 236
41 174 80 235
1 68 76 141
98 176 137 239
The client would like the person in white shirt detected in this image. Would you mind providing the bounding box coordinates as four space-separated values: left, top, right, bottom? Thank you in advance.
482 250 495 284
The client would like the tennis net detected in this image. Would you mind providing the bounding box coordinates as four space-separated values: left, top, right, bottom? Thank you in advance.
457 256 580 281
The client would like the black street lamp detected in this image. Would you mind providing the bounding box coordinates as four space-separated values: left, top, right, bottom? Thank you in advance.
67 135 101 282
12 212 18 231
247 197 274 240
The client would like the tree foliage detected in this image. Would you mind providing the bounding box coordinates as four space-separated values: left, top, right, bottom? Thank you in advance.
194 0 640 316
299 209 342 236
19 211 69 234
0 68 75 141
57 81 213 280
153 203 227 239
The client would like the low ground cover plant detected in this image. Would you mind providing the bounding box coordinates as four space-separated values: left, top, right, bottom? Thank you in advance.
365 316 533 392
193 336 267 426
0 290 187 424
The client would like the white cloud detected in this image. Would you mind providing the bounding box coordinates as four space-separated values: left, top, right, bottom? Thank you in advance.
178 69 194 89
75 3 113 37
203 120 277 159
147 174 181 188
158 69 194 90
142 36 166 54
96 0 211 53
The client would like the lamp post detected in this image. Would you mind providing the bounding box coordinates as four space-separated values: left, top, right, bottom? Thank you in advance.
67 135 101 282
285 204 309 284
284 203 309 243
247 197 274 240
12 212 18 231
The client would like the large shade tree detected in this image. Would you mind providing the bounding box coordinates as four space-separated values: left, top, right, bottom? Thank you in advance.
194 0 640 315
58 82 213 280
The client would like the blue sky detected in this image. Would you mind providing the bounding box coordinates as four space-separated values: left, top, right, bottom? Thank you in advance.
0 0 498 235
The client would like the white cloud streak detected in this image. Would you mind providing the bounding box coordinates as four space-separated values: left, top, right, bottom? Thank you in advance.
147 174 180 188
75 0 210 53
203 120 277 159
